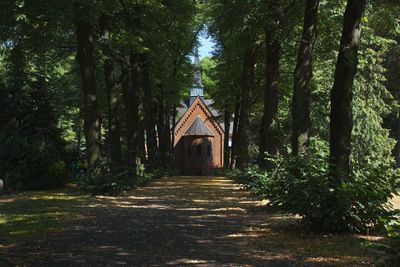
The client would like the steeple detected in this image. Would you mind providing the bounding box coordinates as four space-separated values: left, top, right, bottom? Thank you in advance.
194 46 201 68
190 46 204 104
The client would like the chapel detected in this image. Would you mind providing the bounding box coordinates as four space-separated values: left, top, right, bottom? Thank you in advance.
173 49 224 175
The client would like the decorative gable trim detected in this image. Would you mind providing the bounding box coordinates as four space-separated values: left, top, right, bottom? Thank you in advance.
174 96 224 139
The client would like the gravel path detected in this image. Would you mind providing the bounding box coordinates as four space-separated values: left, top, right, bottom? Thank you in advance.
1 176 372 266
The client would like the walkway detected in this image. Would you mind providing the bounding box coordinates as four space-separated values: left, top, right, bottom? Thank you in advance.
2 176 373 266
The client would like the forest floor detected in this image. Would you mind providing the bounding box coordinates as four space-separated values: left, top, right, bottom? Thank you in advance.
0 176 396 266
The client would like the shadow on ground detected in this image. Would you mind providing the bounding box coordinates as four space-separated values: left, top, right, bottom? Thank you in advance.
0 176 378 266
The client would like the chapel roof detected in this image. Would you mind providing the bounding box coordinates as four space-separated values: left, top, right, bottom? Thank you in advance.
183 116 214 137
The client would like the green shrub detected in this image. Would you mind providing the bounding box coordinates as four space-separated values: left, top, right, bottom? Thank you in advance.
367 212 400 266
381 214 400 266
385 216 400 266
0 132 67 191
227 139 398 233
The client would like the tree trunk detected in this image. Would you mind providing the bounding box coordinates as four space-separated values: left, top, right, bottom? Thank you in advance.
223 106 231 168
329 0 366 183
127 52 141 173
75 1 101 176
230 101 240 169
165 107 172 159
260 31 281 166
142 55 158 163
291 0 319 155
171 104 177 149
100 14 122 169
157 97 168 166
76 118 82 162
120 55 133 166
236 48 255 168
396 109 400 168
170 64 178 155
138 103 146 161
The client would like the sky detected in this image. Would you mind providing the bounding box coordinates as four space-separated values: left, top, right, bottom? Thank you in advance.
198 35 215 58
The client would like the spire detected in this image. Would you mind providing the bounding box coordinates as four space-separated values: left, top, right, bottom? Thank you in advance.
192 46 204 89
194 46 201 68
190 45 204 105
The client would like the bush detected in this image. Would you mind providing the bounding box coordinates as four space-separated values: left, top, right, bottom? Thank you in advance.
0 132 67 191
227 139 398 233
367 212 400 266
381 214 400 266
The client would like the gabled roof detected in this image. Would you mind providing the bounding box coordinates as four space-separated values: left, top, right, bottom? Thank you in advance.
174 96 224 145
184 116 214 137
177 99 219 118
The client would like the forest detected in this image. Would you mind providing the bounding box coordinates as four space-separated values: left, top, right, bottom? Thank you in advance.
0 0 400 265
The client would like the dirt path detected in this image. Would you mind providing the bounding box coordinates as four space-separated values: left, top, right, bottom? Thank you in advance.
2 176 374 266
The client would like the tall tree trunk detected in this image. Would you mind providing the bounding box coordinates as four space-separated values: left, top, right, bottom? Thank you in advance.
100 14 122 169
260 32 281 166
230 101 240 169
394 45 400 168
329 0 366 183
171 104 177 148
165 107 172 159
396 109 400 168
76 119 82 162
236 48 255 168
138 103 146 161
157 97 168 166
142 55 158 163
75 1 101 176
223 106 231 168
170 64 178 156
127 52 141 173
120 55 133 166
292 0 319 155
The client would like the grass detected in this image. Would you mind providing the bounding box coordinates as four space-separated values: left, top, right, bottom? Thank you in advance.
0 190 92 241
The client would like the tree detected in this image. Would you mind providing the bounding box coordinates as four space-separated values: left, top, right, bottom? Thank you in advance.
260 31 281 163
329 0 366 183
142 54 158 163
236 47 256 168
75 0 102 176
100 14 122 169
259 0 300 166
291 0 319 155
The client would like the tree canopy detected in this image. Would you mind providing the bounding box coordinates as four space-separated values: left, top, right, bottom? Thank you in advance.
0 0 399 236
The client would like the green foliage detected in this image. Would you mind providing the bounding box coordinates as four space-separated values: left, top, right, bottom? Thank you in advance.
381 214 400 266
225 137 398 233
0 132 68 190
0 70 68 190
0 0 199 191
366 212 400 266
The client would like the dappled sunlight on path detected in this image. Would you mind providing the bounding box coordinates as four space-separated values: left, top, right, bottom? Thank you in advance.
1 176 376 266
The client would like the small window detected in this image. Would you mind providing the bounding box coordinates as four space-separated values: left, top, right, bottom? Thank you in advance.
197 145 202 157
207 145 211 157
